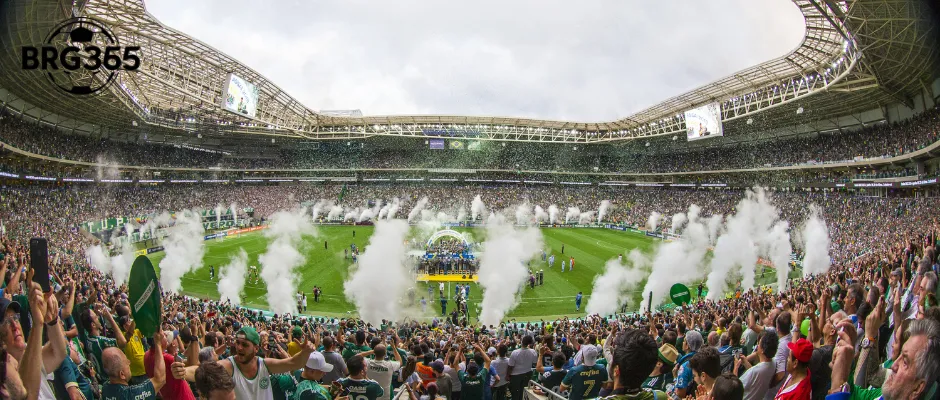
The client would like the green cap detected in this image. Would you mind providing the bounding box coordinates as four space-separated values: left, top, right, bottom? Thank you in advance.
292 326 303 338
800 319 811 337
236 326 260 346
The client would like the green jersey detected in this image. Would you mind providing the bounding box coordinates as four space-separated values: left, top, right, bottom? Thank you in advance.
562 364 608 400
338 378 384 400
600 390 666 400
458 369 488 400
272 371 303 400
294 379 333 400
87 335 118 379
641 374 673 392
342 342 372 360
101 380 157 400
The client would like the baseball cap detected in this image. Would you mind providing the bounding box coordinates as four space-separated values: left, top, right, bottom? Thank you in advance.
0 297 21 318
487 347 497 356
787 338 814 363
236 326 261 346
292 326 303 338
163 330 178 343
305 352 334 372
581 345 599 367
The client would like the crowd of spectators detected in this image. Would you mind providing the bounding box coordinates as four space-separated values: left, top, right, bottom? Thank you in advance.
1 106 937 174
0 180 939 399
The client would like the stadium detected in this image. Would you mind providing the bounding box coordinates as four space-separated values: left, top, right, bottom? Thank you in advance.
0 0 939 399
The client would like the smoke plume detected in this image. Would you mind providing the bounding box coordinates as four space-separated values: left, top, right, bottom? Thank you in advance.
259 207 317 315
565 207 581 224
86 241 135 286
640 204 710 312
587 250 649 315
217 248 249 305
597 200 612 223
344 219 412 324
477 213 543 325
548 205 560 224
408 197 429 222
799 205 831 276
471 195 487 221
671 213 688 233
578 210 596 225
327 205 344 220
515 203 533 225
534 206 549 224
647 212 662 231
158 209 207 294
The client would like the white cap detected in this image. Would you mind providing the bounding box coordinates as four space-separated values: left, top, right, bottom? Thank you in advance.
305 352 334 372
582 345 599 367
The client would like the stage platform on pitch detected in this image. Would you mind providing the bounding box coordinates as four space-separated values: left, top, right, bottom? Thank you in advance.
416 274 478 282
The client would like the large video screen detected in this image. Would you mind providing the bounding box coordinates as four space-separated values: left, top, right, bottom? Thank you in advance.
684 103 723 141
221 74 260 118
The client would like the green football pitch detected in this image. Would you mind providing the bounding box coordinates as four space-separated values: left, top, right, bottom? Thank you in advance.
147 226 662 320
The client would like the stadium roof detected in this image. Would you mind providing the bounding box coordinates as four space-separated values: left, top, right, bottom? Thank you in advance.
0 0 936 143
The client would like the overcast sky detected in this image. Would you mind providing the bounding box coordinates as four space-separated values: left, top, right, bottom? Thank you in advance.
146 0 805 121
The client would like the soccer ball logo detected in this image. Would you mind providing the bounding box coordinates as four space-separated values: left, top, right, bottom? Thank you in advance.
43 18 119 95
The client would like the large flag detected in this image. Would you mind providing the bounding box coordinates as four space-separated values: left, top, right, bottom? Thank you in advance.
338 183 347 204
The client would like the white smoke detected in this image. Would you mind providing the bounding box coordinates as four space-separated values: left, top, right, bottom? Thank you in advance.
477 213 544 325
378 203 390 220
358 208 376 222
515 203 533 225
214 204 224 228
86 241 135 286
799 205 831 276
259 208 317 315
705 188 791 300
311 200 329 220
640 204 710 312
387 198 402 219
578 210 596 225
647 212 662 231
565 207 581 224
534 206 549 224
587 250 649 315
408 197 429 222
344 219 412 324
471 195 487 221
217 248 249 305
344 207 360 222
158 209 207 294
548 205 560 224
327 205 344 220
230 203 238 226
671 213 688 233
456 207 468 222
597 200 612 223
707 214 724 245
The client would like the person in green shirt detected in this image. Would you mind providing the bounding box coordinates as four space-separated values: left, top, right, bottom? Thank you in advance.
339 355 384 400
343 331 372 361
456 344 493 400
561 345 608 400
81 305 128 380
100 331 166 400
642 344 677 392
294 352 335 400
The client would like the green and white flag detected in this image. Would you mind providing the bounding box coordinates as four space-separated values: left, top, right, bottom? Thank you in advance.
128 255 162 336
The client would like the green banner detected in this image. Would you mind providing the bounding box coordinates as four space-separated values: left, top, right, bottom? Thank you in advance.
670 283 692 306
128 256 162 336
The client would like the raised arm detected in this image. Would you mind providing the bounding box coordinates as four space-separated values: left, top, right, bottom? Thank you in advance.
20 278 46 400
150 331 167 392
41 292 68 375
266 337 315 374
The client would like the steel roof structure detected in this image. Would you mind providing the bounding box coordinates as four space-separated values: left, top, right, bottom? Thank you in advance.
0 0 935 143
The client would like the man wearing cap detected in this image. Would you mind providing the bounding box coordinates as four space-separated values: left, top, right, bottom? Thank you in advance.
288 326 305 357
172 325 316 400
642 344 677 392
560 345 608 400
293 352 334 400
774 338 812 400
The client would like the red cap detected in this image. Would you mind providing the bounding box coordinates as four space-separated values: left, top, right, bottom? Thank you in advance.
787 338 814 363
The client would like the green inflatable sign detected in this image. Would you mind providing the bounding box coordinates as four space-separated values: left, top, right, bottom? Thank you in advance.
128 255 162 336
670 283 692 306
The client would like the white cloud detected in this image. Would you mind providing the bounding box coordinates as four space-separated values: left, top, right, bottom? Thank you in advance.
146 0 805 120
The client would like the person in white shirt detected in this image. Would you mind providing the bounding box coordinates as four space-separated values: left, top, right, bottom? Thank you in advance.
736 332 778 400
507 335 538 400
367 340 403 400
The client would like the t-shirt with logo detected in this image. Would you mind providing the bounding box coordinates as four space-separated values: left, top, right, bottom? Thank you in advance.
338 377 385 400
539 369 568 393
367 359 401 400
86 335 117 379
272 371 304 400
458 369 488 400
101 380 157 400
562 364 608 400
124 329 147 377
342 342 372 360
293 379 332 400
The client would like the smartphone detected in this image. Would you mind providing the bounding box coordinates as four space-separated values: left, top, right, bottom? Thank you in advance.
30 238 50 292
